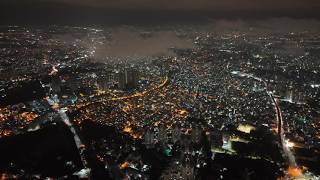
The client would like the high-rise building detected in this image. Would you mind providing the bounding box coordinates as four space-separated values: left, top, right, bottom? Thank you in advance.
286 89 293 102
144 129 155 149
191 126 202 144
118 68 139 90
208 131 223 149
51 76 61 94
172 125 181 144
158 125 168 145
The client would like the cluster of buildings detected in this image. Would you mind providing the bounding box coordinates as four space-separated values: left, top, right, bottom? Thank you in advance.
0 25 320 179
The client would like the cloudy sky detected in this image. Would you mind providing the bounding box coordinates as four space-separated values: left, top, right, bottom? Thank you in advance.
70 0 319 9
2 0 320 10
0 0 319 24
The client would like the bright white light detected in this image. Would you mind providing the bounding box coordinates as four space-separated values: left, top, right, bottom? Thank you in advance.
73 168 91 178
285 139 295 148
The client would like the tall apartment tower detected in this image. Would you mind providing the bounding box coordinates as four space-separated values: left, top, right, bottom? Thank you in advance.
118 68 139 90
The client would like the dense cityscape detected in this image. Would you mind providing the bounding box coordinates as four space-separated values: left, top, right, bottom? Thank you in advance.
0 23 319 179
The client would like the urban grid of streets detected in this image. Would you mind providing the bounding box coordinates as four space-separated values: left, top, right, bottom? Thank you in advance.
0 25 320 179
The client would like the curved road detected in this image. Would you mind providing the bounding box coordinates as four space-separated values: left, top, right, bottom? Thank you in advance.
269 93 297 166
232 71 297 167
75 76 169 111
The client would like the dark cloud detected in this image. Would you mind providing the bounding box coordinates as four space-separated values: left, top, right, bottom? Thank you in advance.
49 27 193 59
207 18 320 33
14 0 320 10
0 0 319 25
94 29 193 58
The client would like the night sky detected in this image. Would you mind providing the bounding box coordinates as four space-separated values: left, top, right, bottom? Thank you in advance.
3 0 320 10
0 0 319 24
